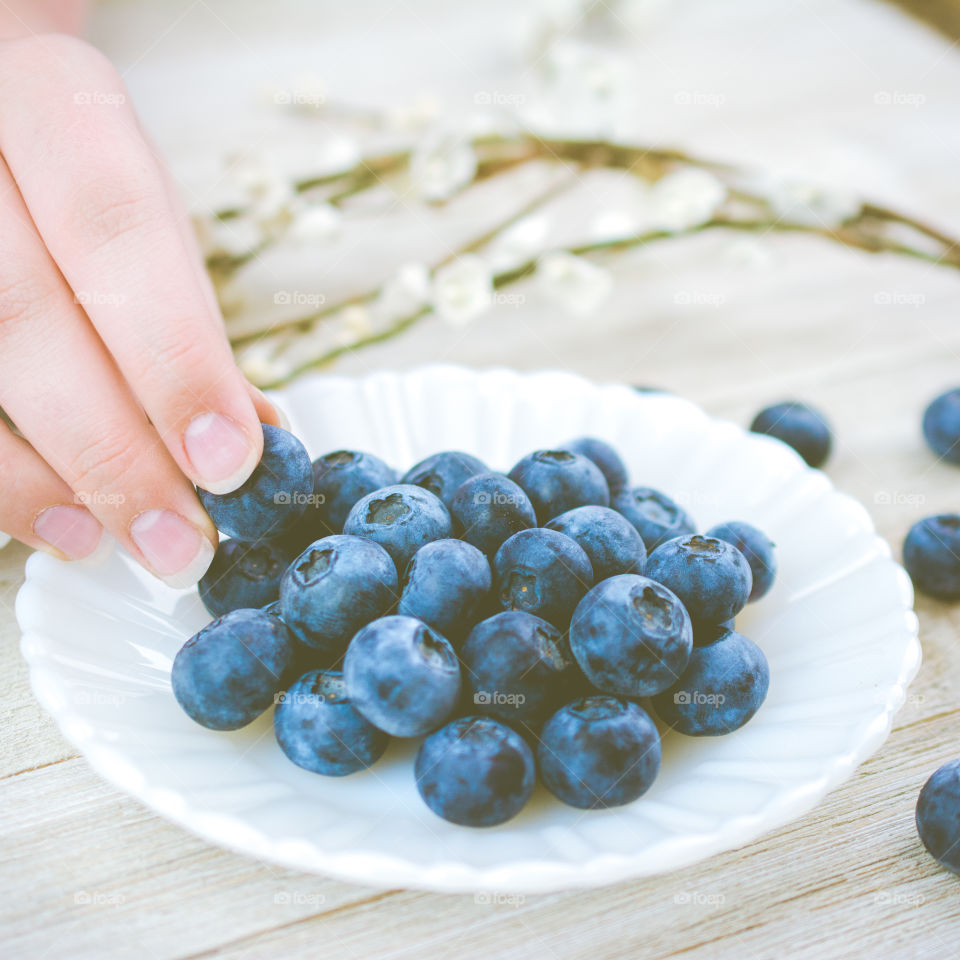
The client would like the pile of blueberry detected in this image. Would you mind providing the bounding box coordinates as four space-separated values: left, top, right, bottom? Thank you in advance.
172 425 777 827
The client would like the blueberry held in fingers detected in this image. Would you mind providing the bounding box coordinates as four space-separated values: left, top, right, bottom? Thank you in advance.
172 608 295 730
750 401 832 468
198 425 313 542
274 669 389 776
415 716 535 827
198 538 291 617
537 696 661 809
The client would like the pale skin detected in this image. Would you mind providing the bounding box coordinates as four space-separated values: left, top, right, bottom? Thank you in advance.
0 1 284 586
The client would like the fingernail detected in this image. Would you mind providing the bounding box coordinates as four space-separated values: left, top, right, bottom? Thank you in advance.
33 505 104 560
184 413 258 495
130 510 215 588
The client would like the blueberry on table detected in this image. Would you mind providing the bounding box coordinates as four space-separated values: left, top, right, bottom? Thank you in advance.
706 520 776 602
198 538 291 617
310 449 398 537
546 505 646 580
646 534 752 623
402 451 487 509
903 515 960 600
343 483 452 570
569 574 692 697
537 696 661 809
344 615 461 737
611 486 696 552
274 669 389 776
916 759 960 874
397 538 492 645
198 425 314 542
460 611 579 729
172 608 295 730
923 389 960 465
652 628 769 736
415 716 535 827
564 436 629 494
507 449 610 523
493 528 594 629
749 401 832 468
449 472 537 556
279 534 398 659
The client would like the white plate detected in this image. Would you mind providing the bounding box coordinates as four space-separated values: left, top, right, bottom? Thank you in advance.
16 365 920 893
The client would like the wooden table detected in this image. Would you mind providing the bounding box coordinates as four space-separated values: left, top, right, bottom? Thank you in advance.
5 0 960 956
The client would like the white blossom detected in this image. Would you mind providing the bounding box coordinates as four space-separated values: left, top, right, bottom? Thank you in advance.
287 201 341 245
237 341 291 386
0 532 10 551
196 215 263 259
537 251 612 315
376 263 432 322
410 128 477 201
431 255 493 326
485 215 549 271
588 209 639 243
649 168 727 233
767 178 861 228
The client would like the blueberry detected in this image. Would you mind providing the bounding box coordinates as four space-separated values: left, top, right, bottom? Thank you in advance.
449 472 537 556
198 424 313 541
546 505 646 580
507 449 610 523
415 716 535 827
493 528 594 629
397 539 492 645
310 449 398 536
750 401 832 468
903 515 960 600
198 538 291 617
460 611 579 729
564 437 629 494
279 534 398 658
172 608 295 730
611 486 696 552
402 450 488 509
916 759 960 874
274 669 389 776
923 389 960 465
343 483 452 570
646 535 752 623
652 628 769 736
706 521 776 602
344 615 461 737
569 574 692 697
537 696 661 809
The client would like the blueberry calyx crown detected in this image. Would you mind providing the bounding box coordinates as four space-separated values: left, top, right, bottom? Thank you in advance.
366 492 412 526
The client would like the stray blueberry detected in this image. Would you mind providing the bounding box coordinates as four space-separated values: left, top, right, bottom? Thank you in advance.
415 715 535 827
707 521 776 602
538 696 661 809
611 486 696 552
923 389 960 465
652 628 769 736
274 669 389 776
570 574 692 697
172 608 295 730
546 504 646 580
397 538 492 645
507 449 610 523
493 528 594 629
198 424 313 542
460 611 579 729
198 538 291 618
916 759 960 874
646 535 752 624
750 401 832 468
343 483 452 570
344 615 461 737
309 449 398 537
279 534 398 659
402 451 488 509
903 515 960 600
449 472 537 556
564 437 629 494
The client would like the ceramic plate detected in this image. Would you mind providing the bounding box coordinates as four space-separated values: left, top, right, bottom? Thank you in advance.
16 365 920 893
